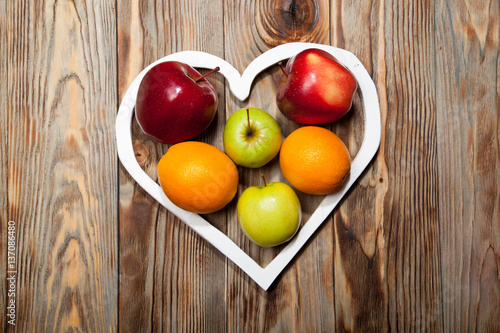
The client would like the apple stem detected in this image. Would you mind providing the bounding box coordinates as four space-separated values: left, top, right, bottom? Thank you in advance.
260 174 267 187
278 62 288 77
246 108 254 137
195 66 220 83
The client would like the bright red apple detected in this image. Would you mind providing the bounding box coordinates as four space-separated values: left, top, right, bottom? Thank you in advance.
136 61 219 144
276 48 357 124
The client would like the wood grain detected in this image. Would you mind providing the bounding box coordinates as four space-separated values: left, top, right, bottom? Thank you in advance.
224 0 337 331
384 1 444 331
1 0 9 330
330 1 391 331
435 0 500 331
331 0 444 331
117 3 161 331
117 0 227 331
3 0 118 331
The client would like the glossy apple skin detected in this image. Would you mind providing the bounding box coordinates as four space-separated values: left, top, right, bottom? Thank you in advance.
223 108 282 168
237 182 301 247
276 48 357 124
136 61 218 144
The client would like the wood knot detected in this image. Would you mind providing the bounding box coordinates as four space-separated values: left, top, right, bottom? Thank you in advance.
133 141 149 165
257 0 321 46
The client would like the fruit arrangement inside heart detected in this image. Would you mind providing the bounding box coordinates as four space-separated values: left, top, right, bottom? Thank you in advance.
136 48 357 248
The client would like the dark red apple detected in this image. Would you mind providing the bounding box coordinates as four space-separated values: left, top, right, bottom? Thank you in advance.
135 61 219 144
276 48 357 124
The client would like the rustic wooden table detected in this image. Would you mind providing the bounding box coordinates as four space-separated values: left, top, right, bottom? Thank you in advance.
1 0 499 332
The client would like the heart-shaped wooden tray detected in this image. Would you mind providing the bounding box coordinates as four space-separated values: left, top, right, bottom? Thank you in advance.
116 42 381 290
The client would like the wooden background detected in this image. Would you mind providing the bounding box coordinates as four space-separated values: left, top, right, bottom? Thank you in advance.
1 0 499 331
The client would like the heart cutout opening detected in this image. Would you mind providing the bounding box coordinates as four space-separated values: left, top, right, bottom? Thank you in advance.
117 42 381 290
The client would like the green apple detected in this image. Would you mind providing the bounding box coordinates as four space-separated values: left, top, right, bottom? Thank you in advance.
237 176 301 247
223 108 282 168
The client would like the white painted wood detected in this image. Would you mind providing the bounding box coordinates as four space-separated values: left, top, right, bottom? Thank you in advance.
116 42 381 290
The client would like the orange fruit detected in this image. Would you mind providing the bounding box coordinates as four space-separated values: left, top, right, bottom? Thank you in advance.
280 126 351 195
157 142 239 214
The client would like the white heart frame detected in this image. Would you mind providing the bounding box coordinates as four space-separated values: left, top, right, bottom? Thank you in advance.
116 42 381 290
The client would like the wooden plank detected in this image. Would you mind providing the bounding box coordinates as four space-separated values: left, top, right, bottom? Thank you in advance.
1 0 9 330
116 3 158 331
332 0 445 330
4 0 118 331
117 0 227 331
224 1 336 331
382 1 443 331
330 0 390 331
434 0 500 331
